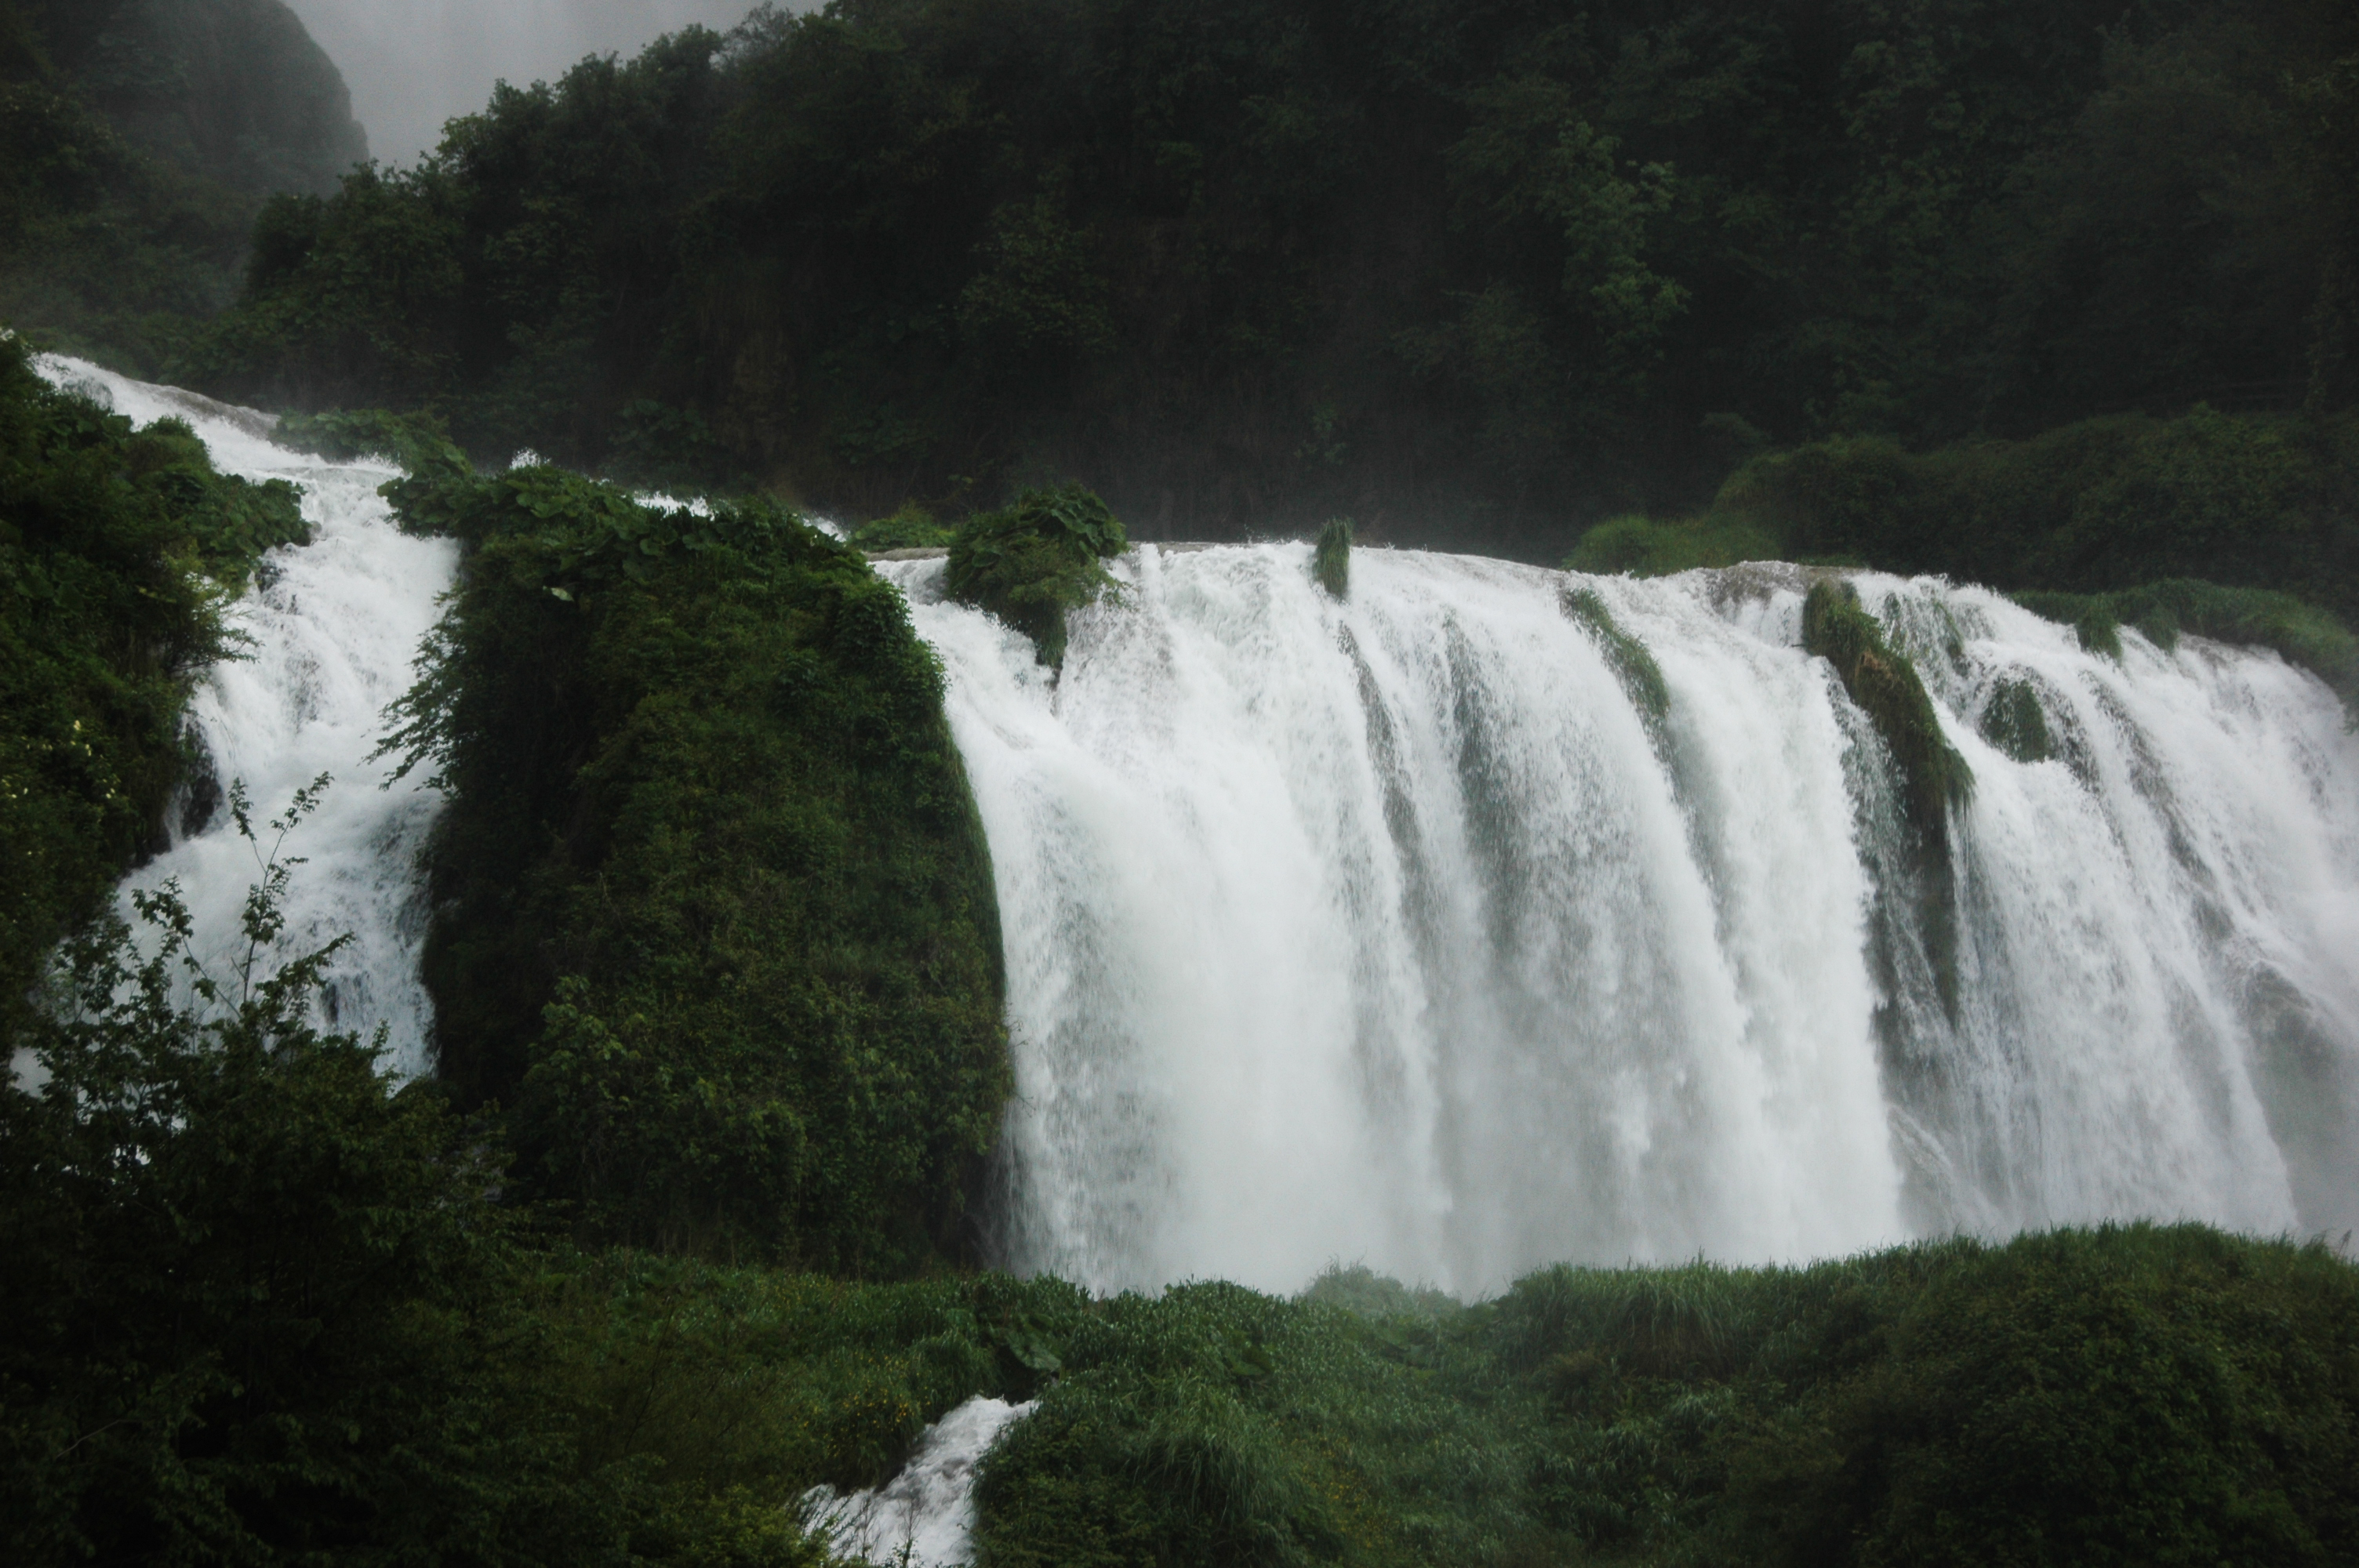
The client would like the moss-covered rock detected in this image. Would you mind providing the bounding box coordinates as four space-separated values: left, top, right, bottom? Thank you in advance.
1802 579 1972 843
380 448 1008 1272
1978 677 2055 765
1313 517 1351 600
1561 586 1669 729
944 483 1127 668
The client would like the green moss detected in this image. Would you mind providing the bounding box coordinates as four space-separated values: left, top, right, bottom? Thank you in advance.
1802 579 1972 842
944 483 1128 668
380 449 1008 1272
1564 510 1782 576
850 502 953 551
1561 586 1670 728
1979 677 2055 764
1313 517 1351 599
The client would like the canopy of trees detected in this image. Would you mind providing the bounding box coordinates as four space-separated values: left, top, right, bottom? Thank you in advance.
188 0 2358 554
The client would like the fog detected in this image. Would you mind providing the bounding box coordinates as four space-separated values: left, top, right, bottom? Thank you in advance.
283 1 798 168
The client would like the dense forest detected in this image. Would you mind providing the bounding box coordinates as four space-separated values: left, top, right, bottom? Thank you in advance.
9 2 2359 1564
169 0 2359 561
0 0 365 372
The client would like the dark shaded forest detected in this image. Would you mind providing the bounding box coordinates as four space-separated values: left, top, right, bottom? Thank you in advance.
174 0 2359 558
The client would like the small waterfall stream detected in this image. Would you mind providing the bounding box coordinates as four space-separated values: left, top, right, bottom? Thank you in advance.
35 355 456 1072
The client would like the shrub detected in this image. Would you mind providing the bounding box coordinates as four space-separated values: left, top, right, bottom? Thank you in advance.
1564 510 1783 575
944 483 1128 668
850 502 954 551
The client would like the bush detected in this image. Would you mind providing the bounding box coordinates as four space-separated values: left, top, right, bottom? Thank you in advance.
1714 407 2359 622
944 483 1128 668
1565 510 1783 575
850 502 954 551
380 450 1009 1272
0 790 857 1566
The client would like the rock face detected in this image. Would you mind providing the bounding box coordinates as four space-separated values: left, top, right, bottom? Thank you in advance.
23 0 367 196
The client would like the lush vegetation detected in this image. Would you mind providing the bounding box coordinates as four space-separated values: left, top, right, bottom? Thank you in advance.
0 330 306 1038
943 482 1129 667
13 837 2357 1566
176 0 2358 554
376 439 1007 1272
0 0 365 373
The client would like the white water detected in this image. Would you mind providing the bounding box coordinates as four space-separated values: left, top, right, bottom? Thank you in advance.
45 356 2358 1301
884 548 2359 1296
34 357 456 1072
806 1396 1034 1567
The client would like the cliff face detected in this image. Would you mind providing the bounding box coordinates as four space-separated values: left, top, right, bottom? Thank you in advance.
20 0 366 198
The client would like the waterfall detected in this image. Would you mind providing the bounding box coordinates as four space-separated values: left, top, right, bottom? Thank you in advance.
43 358 2357 1298
35 356 456 1073
882 547 2359 1296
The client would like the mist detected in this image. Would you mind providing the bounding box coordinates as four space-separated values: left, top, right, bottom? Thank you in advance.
282 0 792 169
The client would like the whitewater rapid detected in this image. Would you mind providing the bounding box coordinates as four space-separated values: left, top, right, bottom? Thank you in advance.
882 547 2359 1295
35 357 455 1073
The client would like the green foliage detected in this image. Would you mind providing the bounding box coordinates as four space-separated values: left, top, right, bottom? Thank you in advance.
849 502 953 552
1564 511 1783 575
944 483 1128 669
1802 580 1973 843
180 0 2359 539
1561 586 1669 729
1312 517 1350 600
380 452 1008 1272
2015 579 2359 712
0 332 307 1034
0 0 365 372
0 792 856 1566
274 404 454 470
1715 406 2359 620
966 1227 2359 1566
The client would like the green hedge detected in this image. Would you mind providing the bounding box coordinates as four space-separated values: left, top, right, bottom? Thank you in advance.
380 449 1009 1272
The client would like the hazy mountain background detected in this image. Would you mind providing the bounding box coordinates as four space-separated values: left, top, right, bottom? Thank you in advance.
283 0 783 165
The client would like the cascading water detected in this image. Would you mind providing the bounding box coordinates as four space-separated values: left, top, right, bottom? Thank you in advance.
45 358 2357 1301
882 546 2359 1296
34 357 456 1073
